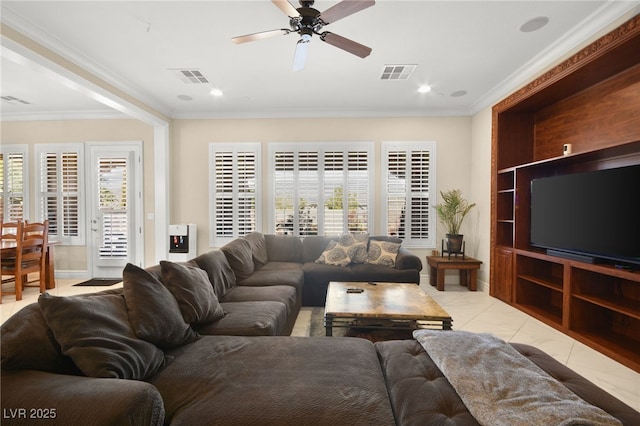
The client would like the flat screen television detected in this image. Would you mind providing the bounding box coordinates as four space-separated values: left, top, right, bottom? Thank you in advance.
530 164 640 267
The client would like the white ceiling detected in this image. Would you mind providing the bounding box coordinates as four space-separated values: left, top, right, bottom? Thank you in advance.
1 1 639 121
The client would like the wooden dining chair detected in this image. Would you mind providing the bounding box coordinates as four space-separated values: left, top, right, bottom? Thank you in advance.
0 220 49 301
1 219 21 243
1 219 22 302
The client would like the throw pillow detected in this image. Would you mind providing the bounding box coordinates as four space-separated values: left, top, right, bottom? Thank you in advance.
123 263 200 349
315 240 351 267
0 303 78 374
192 250 237 297
38 292 166 379
338 232 369 264
160 260 225 325
242 232 269 268
220 238 255 280
367 239 401 267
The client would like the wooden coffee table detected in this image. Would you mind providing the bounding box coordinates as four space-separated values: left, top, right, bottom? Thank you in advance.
324 281 452 336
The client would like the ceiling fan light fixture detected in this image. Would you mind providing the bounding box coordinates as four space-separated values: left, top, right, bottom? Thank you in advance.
292 33 312 71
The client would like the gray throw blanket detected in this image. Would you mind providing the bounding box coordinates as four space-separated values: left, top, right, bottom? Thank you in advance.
413 330 621 426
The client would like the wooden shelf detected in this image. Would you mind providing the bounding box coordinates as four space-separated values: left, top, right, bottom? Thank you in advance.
515 302 563 327
518 274 562 292
572 293 640 320
490 15 640 372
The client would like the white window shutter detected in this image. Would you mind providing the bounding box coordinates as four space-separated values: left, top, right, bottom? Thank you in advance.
209 143 261 246
382 142 437 247
0 146 28 221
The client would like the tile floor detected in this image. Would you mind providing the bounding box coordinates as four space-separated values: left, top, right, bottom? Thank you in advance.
2 277 638 411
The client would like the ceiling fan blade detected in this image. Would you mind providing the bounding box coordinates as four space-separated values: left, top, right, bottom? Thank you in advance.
320 0 375 24
232 29 290 44
272 0 300 18
321 32 371 58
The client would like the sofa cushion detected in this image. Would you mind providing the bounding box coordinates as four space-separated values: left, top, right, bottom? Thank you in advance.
264 234 303 262
368 239 401 267
222 285 298 320
195 301 288 336
150 336 395 425
350 263 420 284
315 240 351 266
303 262 356 284
258 261 304 271
160 261 225 325
123 263 200 349
37 292 166 379
220 238 255 280
242 231 269 268
191 250 236 297
237 267 304 291
1 303 78 374
375 339 476 425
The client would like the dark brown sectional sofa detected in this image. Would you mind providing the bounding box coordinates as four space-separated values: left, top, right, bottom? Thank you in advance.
2 232 638 425
226 232 423 307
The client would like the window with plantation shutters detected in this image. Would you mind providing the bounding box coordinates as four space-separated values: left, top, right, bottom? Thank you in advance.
97 156 129 259
0 145 28 221
269 142 373 236
36 144 84 244
209 143 261 246
0 145 29 221
382 142 437 247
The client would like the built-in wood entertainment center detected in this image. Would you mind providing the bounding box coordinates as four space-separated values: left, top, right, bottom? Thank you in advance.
490 15 640 372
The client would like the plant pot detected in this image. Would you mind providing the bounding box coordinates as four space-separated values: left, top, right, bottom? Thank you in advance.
446 234 464 253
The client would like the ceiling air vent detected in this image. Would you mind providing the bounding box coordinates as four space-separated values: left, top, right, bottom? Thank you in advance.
380 65 417 80
171 69 210 84
1 95 30 104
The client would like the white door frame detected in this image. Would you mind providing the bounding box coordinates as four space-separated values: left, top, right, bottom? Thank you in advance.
86 142 144 278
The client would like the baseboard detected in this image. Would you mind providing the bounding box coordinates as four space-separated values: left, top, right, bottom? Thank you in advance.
54 270 91 280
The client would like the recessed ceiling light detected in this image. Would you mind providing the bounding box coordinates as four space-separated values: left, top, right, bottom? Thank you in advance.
210 88 223 97
450 90 467 98
418 85 431 93
520 16 549 33
177 94 192 101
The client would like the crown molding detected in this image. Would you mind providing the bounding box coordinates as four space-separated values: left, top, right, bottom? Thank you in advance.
1 110 129 122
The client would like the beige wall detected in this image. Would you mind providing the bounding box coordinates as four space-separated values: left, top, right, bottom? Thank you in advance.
2 114 493 285
469 107 493 284
1 119 157 270
171 115 477 272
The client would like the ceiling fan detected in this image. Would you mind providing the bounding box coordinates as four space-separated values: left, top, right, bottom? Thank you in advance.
232 0 375 71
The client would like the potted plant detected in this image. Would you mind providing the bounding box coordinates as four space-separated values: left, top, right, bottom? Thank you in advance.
434 189 476 254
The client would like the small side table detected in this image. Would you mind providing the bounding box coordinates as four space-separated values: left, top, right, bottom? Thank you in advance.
427 256 482 291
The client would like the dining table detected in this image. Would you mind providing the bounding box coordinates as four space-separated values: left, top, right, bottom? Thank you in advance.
0 240 58 289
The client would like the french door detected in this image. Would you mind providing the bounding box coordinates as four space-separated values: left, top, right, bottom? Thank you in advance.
87 143 143 278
